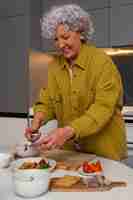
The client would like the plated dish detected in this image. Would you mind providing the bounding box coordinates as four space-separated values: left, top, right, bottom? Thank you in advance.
78 159 103 177
18 158 50 170
11 157 56 172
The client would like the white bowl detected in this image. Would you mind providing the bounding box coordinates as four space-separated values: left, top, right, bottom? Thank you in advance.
0 153 12 168
15 143 39 158
11 157 56 198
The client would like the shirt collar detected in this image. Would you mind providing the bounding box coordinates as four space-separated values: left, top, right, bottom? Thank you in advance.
60 43 89 70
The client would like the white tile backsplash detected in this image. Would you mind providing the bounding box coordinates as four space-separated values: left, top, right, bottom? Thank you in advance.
0 117 26 148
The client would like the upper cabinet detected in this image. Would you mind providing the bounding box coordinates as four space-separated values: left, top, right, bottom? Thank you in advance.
90 8 110 47
0 0 29 17
110 0 133 7
0 16 29 113
110 5 133 46
42 0 109 11
0 1 42 114
30 0 42 50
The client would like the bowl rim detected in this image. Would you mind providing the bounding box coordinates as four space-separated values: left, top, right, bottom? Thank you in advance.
0 152 12 159
11 157 56 172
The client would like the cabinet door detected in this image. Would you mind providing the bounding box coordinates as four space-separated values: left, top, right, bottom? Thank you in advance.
126 123 133 146
0 16 29 113
91 8 110 47
0 0 29 17
110 5 133 46
42 0 109 11
30 0 42 50
110 0 133 7
0 49 8 112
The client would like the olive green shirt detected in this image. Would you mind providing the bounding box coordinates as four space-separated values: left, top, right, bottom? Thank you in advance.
34 43 127 160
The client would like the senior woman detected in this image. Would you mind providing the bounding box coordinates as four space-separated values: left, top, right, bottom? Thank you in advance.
25 4 127 161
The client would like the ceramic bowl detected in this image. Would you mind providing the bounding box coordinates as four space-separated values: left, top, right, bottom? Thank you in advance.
0 153 12 168
15 143 39 158
11 157 56 198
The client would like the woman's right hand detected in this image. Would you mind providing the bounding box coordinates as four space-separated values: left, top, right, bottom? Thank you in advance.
25 111 45 142
25 128 41 142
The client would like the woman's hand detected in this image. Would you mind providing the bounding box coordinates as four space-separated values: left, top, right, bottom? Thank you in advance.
24 112 45 142
33 126 74 151
25 128 41 142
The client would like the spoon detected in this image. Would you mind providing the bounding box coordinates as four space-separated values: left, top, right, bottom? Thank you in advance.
24 114 41 150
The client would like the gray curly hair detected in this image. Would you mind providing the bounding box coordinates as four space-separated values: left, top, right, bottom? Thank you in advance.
41 4 94 42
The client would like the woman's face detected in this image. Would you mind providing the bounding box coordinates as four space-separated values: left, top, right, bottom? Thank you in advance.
54 24 81 61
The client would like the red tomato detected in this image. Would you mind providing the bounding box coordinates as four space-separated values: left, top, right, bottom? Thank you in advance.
82 160 103 173
94 161 103 171
83 161 94 173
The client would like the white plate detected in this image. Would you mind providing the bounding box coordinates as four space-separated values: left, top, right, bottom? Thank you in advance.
0 153 12 168
11 157 56 172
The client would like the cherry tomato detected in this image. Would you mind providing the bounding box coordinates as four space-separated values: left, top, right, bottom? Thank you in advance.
94 161 103 171
83 161 94 173
82 160 103 173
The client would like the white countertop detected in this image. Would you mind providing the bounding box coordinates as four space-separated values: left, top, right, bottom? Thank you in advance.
0 156 133 200
0 114 133 200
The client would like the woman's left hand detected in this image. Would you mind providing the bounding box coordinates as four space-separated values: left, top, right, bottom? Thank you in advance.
33 127 74 151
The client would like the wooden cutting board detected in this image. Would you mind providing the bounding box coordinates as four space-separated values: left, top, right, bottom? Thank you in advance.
49 176 127 192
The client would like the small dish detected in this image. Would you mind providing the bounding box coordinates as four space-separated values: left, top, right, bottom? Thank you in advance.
0 153 12 168
78 159 104 177
15 143 39 158
78 166 103 177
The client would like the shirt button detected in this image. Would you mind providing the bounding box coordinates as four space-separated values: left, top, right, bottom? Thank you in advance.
72 91 77 94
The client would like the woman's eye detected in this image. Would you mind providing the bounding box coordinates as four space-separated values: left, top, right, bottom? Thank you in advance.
63 35 69 40
54 37 58 42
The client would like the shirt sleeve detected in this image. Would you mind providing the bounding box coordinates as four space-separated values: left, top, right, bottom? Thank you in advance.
33 64 57 123
33 87 55 123
70 56 123 140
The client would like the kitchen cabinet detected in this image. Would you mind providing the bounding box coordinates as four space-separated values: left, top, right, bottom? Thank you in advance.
126 122 133 145
0 0 29 17
30 0 42 50
0 59 8 112
110 5 133 46
90 8 110 47
42 0 109 11
0 16 29 113
110 0 133 7
0 1 42 114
